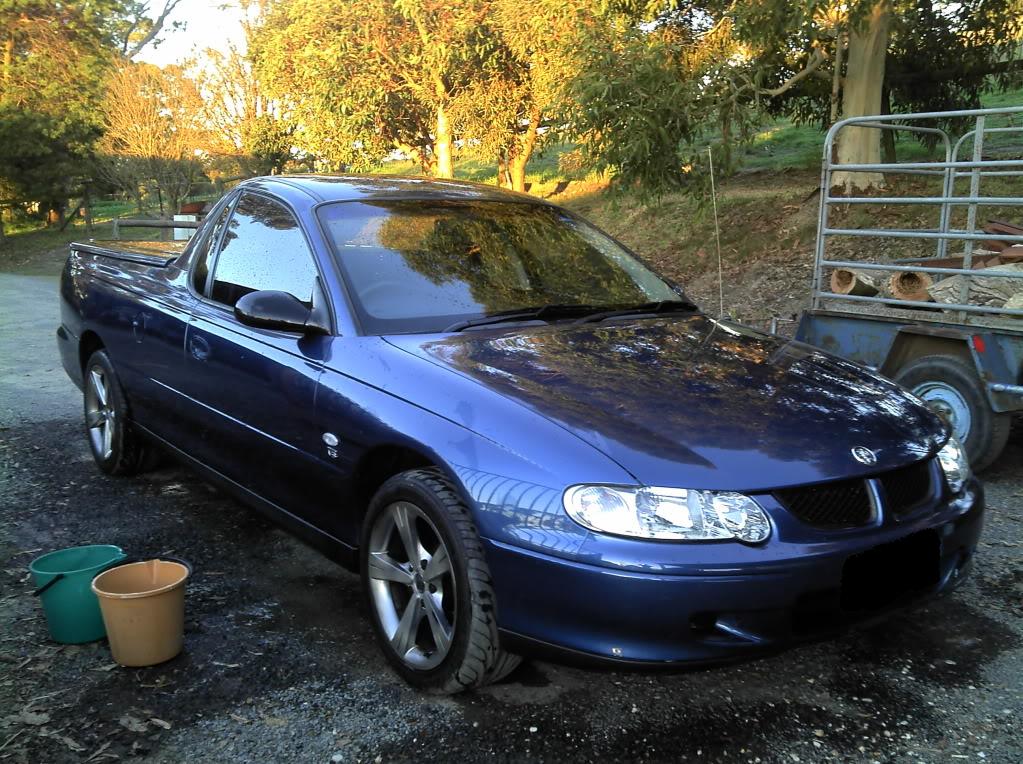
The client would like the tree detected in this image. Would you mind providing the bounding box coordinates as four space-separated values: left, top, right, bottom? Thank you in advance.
98 63 211 215
0 1 186 228
0 107 100 222
193 4 295 177
255 0 487 177
705 0 1023 189
452 0 598 191
0 1 119 224
112 1 185 59
566 13 760 200
591 1 1022 194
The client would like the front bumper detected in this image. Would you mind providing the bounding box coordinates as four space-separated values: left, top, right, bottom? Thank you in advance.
486 480 984 666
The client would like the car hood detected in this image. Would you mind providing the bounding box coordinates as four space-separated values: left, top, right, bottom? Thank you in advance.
385 315 946 490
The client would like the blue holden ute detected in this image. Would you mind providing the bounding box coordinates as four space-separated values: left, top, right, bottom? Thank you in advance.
58 176 982 693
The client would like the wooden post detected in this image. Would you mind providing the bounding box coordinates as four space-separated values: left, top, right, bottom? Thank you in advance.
84 185 93 233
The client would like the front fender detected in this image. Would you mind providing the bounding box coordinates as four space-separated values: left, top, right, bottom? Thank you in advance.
317 336 635 557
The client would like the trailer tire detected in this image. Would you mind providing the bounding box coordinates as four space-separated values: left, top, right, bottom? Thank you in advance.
893 354 1010 472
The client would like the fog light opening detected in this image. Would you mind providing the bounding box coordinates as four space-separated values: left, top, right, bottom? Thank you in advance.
689 612 717 634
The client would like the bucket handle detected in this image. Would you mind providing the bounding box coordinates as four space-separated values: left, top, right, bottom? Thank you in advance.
32 551 127 597
32 574 64 597
99 554 194 578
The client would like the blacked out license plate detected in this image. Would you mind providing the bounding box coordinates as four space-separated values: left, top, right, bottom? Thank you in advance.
841 529 941 612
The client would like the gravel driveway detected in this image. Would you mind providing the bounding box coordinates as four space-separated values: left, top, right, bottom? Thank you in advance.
1 251 1020 763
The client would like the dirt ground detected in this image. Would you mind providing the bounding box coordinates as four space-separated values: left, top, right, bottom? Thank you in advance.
1 244 1021 763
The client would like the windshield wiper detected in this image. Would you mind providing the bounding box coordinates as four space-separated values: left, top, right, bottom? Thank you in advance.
444 304 602 332
573 299 700 324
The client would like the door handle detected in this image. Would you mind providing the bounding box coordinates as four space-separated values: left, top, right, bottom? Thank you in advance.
188 334 211 361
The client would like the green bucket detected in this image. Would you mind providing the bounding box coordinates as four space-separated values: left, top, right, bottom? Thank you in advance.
30 545 127 644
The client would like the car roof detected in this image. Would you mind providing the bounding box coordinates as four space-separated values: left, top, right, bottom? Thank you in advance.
237 174 554 206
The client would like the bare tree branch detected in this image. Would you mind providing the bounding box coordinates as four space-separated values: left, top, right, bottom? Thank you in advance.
759 48 829 97
126 0 183 59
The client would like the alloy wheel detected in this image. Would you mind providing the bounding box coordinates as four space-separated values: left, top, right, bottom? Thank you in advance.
366 501 456 670
85 367 114 460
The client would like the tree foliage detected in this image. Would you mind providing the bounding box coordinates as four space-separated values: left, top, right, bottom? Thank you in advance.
192 3 295 177
0 0 191 221
97 63 210 214
609 0 1023 190
255 0 489 176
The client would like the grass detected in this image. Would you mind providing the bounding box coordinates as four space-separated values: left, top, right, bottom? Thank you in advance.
371 142 576 187
742 86 1023 173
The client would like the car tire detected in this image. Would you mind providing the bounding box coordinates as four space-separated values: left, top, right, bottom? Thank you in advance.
360 468 521 694
893 353 1011 471
83 350 157 475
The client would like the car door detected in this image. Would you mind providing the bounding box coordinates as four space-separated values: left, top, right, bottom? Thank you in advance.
181 191 335 524
124 196 234 447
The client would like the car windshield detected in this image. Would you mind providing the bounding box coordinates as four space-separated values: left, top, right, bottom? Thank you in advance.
317 200 689 334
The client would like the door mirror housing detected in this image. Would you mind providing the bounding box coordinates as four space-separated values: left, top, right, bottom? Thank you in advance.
234 290 328 335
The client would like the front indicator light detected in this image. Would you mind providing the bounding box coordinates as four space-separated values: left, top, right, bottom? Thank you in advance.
563 485 771 543
937 434 971 494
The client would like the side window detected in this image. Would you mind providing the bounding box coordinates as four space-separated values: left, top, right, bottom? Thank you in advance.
191 201 232 296
209 192 318 308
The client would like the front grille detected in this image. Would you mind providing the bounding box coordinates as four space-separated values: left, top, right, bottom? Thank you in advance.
878 458 933 515
775 458 936 529
775 479 873 528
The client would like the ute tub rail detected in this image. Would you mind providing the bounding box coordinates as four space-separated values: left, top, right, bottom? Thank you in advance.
70 241 182 268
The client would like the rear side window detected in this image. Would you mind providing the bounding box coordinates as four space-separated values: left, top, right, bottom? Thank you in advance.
208 192 318 307
191 202 232 295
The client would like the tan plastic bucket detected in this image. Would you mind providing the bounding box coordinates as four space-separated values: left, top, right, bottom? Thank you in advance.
92 559 190 667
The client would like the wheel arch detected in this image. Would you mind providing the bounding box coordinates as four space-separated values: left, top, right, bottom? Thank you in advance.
880 329 973 378
79 330 106 373
351 444 476 536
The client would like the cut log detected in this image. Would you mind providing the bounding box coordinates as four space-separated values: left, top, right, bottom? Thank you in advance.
1003 292 1023 314
928 262 1023 306
830 268 880 296
888 271 933 302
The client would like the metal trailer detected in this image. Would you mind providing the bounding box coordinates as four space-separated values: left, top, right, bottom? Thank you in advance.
795 105 1023 470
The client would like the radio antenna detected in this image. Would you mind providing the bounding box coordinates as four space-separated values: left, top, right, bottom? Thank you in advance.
708 146 724 318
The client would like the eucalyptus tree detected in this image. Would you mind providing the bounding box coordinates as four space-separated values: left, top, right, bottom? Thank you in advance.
255 0 489 177
452 0 600 191
608 0 1023 191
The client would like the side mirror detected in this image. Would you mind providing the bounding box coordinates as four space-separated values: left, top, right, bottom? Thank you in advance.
234 290 328 335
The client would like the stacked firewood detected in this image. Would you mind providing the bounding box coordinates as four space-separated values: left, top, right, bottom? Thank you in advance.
829 220 1023 314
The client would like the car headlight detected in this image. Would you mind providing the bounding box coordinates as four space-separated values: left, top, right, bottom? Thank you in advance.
937 435 971 494
563 485 771 543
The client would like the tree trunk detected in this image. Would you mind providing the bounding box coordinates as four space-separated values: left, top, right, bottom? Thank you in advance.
496 153 509 188
832 2 890 192
829 29 845 125
719 114 732 174
880 85 896 163
509 156 528 193
84 186 93 233
434 104 453 179
2 35 12 104
508 108 541 194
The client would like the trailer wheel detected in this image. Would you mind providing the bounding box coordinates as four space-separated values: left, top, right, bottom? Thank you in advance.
893 354 1010 472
